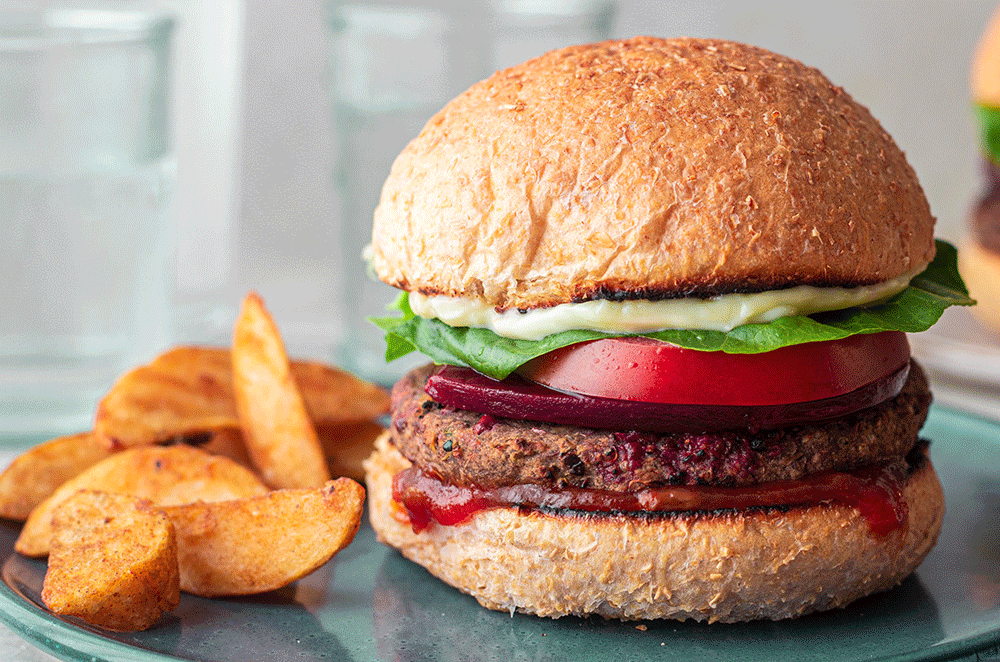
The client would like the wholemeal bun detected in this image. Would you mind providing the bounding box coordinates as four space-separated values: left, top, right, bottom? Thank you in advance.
960 238 1000 332
973 8 1000 106
365 433 944 623
371 37 936 311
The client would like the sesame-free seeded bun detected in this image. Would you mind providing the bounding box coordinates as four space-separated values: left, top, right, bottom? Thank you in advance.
960 237 1000 332
370 37 936 311
973 8 1000 106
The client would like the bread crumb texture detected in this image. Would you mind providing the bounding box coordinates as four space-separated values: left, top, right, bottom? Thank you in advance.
372 37 935 310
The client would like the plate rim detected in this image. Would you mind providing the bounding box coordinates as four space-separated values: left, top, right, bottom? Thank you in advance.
1 405 1000 662
0 563 182 662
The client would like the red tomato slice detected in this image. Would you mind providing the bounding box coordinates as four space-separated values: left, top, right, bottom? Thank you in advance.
516 332 911 407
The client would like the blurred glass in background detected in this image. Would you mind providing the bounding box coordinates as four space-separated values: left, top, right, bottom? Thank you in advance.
0 8 175 437
491 0 616 70
166 0 244 348
328 0 617 385
328 2 482 384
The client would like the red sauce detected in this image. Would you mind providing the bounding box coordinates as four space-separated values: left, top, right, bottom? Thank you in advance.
392 459 910 537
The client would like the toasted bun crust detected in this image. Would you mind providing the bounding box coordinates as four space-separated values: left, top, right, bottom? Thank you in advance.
974 10 1000 106
371 37 936 311
960 238 1000 332
365 433 944 622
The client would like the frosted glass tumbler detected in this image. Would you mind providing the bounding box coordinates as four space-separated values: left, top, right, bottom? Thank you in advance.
329 4 472 385
0 10 176 437
328 2 614 385
490 0 617 70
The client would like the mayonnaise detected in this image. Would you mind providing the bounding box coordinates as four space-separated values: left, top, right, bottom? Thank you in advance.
408 267 924 341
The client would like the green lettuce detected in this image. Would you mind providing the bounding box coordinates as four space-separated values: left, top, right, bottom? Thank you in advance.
372 240 974 380
977 104 1000 165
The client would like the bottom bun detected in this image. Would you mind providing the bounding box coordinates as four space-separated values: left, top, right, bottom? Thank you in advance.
960 239 1000 333
364 433 944 623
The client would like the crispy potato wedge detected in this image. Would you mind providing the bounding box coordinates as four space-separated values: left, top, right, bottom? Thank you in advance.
17 445 268 557
232 293 330 489
94 346 388 449
94 346 234 449
293 360 389 425
161 478 364 597
197 428 253 469
170 420 386 481
318 421 386 483
42 490 179 632
0 432 115 521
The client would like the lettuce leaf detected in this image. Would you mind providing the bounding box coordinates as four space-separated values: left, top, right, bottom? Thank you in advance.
371 240 974 380
977 104 1000 165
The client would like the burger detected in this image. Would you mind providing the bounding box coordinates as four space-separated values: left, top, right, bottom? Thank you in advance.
363 37 973 622
966 8 1000 333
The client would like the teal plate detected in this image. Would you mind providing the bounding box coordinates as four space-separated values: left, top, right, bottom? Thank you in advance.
2 405 1000 662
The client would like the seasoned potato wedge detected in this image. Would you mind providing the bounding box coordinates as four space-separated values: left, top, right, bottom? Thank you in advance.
94 346 235 449
197 428 254 469
232 293 330 489
293 360 389 426
318 421 386 483
16 445 267 557
162 478 364 596
41 490 179 632
94 346 388 450
0 432 115 521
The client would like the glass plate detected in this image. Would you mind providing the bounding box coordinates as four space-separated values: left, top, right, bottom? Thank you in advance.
2 406 1000 662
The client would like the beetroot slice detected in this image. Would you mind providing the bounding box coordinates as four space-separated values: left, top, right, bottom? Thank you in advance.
424 364 910 433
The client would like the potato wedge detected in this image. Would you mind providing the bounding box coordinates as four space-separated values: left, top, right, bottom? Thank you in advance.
197 428 253 469
17 445 268 557
293 360 389 425
318 421 386 483
94 346 235 449
94 346 388 449
42 490 179 632
232 293 330 489
0 432 115 521
161 478 364 596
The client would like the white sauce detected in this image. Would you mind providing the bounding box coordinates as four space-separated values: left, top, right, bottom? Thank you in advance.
408 267 924 341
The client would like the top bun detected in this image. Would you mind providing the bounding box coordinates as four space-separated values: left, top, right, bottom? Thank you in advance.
974 9 1000 106
371 37 936 311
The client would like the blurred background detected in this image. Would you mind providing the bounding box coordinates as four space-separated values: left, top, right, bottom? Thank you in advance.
2 0 999 434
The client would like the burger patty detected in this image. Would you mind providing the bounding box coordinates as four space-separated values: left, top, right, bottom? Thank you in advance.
973 184 1000 254
390 362 931 491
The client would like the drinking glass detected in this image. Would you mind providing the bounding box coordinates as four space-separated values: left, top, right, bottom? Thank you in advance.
328 0 615 385
490 0 617 70
0 9 176 437
329 3 482 384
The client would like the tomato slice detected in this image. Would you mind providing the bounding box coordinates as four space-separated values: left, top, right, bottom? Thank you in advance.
516 332 911 407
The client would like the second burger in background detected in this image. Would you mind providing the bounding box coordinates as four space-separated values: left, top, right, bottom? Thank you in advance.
366 37 974 622
967 7 1000 333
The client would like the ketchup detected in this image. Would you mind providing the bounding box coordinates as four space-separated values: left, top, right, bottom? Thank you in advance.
392 459 910 537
